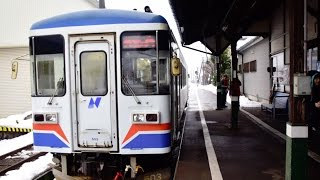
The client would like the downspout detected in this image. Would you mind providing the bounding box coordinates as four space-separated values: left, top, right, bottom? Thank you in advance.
99 0 105 8
269 38 272 90
238 52 244 94
304 0 307 73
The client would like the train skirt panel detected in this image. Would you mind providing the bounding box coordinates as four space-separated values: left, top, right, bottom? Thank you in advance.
121 123 171 153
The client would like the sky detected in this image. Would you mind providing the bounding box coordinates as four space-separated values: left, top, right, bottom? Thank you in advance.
105 0 256 75
105 0 209 71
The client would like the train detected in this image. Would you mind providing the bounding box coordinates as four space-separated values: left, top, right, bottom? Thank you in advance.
29 8 188 179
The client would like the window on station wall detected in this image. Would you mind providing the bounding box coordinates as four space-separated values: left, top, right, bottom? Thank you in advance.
243 62 249 73
242 60 256 73
238 64 242 73
307 0 318 41
249 60 257 72
306 0 320 72
307 47 320 72
271 52 288 92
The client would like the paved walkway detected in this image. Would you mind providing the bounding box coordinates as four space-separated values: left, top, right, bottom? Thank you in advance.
175 85 320 180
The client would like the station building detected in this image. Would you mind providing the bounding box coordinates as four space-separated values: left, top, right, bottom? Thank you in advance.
0 0 98 118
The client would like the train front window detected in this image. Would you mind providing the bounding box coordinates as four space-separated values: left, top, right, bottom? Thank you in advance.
80 51 107 96
29 35 65 96
121 31 169 95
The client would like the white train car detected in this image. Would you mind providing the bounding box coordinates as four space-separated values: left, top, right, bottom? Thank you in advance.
29 9 188 179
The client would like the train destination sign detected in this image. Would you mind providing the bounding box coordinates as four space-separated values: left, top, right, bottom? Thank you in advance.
122 35 156 49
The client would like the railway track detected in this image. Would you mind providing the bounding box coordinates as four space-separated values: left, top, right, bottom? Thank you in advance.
0 144 47 176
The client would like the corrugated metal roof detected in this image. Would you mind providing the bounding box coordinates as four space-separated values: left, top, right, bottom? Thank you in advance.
169 0 278 55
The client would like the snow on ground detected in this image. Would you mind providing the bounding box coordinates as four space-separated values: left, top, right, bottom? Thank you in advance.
0 131 53 180
0 133 33 156
0 112 53 180
196 84 262 107
0 111 32 129
0 153 53 180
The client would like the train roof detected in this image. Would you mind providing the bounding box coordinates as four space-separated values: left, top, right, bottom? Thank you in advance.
31 9 167 30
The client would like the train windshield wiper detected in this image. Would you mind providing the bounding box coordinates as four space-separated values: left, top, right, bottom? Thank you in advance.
47 78 63 105
121 76 141 104
47 88 57 105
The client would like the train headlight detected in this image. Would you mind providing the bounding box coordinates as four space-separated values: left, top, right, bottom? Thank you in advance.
33 112 58 124
46 113 58 122
133 114 145 122
34 114 44 122
132 112 159 124
146 114 158 122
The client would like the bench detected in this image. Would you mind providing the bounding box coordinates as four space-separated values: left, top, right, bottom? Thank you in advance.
261 91 290 119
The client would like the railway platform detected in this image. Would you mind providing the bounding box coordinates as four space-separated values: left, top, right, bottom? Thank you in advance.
175 85 320 180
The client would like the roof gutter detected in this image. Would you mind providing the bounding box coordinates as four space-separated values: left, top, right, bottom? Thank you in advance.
182 44 213 55
237 36 263 52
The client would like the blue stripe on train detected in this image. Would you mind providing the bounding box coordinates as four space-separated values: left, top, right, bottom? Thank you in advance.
123 133 170 149
31 9 167 30
33 133 69 148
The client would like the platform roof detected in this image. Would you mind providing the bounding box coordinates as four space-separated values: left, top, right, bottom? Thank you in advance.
169 0 278 55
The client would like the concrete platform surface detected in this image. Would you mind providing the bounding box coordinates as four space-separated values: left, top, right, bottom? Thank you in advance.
175 85 320 180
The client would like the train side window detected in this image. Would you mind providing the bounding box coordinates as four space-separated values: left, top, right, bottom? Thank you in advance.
30 35 65 96
159 58 169 94
80 51 107 96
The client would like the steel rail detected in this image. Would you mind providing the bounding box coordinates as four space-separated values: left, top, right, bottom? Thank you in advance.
0 144 33 160
0 144 47 176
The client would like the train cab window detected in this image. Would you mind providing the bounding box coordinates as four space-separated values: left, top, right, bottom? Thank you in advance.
29 35 65 96
121 31 169 95
80 51 107 96
159 58 169 93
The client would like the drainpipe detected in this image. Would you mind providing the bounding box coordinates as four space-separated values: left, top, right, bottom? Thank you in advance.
238 52 244 94
99 0 105 8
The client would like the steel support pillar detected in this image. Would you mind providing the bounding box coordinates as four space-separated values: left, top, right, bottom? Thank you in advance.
230 41 239 129
286 124 308 180
216 56 223 110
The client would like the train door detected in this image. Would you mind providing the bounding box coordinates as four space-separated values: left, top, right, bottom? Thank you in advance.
71 35 117 150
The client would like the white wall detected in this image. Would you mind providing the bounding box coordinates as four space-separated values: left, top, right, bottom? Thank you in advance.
0 0 96 47
239 38 270 103
0 48 31 117
0 0 97 117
